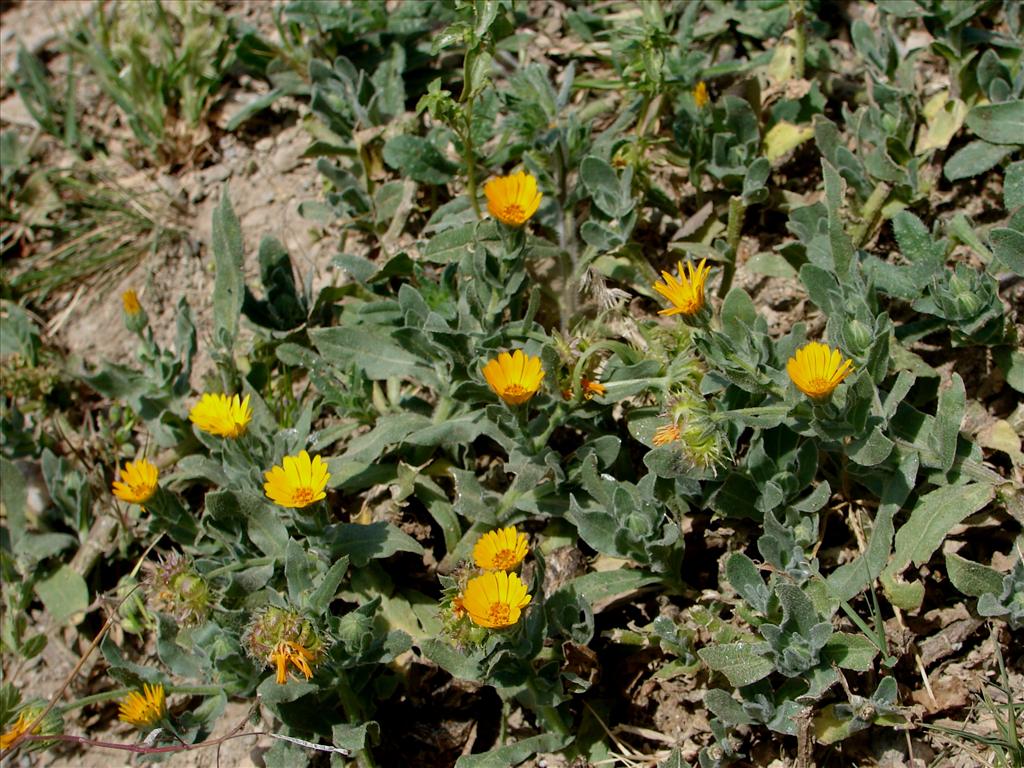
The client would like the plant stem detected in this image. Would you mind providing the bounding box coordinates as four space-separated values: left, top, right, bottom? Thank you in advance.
718 195 746 298
851 182 891 248
336 671 377 768
791 0 807 79
205 556 275 580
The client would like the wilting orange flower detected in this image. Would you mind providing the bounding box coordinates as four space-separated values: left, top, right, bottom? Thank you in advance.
263 450 330 509
460 571 532 629
693 81 710 109
652 423 681 446
653 259 712 317
189 393 252 438
582 379 606 399
482 350 545 405
787 342 854 400
112 458 159 506
118 683 166 728
270 640 317 684
0 710 35 749
473 525 529 571
484 171 542 227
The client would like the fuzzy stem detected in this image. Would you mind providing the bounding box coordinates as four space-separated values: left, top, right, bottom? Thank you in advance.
792 0 807 79
718 195 746 298
851 182 891 248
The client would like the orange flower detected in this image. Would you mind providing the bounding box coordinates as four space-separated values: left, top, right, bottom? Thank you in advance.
484 171 542 227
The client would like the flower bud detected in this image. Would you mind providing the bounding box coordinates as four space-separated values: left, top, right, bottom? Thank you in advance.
845 318 873 355
147 552 210 627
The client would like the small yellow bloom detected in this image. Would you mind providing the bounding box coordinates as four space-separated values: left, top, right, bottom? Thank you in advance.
473 525 529 571
121 290 142 316
652 422 681 446
482 350 545 406
1 710 36 750
787 341 854 400
460 570 532 629
653 259 712 317
112 458 159 506
694 81 710 109
118 683 166 728
189 393 252 438
263 450 330 509
582 379 606 399
484 171 542 227
269 640 317 684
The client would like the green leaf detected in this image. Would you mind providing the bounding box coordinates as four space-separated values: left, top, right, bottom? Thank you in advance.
964 100 1024 145
327 522 424 567
705 689 756 726
892 483 994 571
35 565 89 625
656 747 694 768
332 722 380 752
945 551 1004 597
382 135 458 185
257 675 316 705
698 642 774 687
211 190 245 346
720 287 757 344
822 159 854 278
822 632 878 671
581 155 632 218
826 508 894 602
420 638 483 682
1005 161 1024 209
455 733 573 768
746 251 798 279
561 569 659 610
927 373 965 473
848 425 894 466
1 458 27 545
990 228 1024 276
306 555 349 615
285 538 315 604
310 326 433 383
726 553 769 613
944 140 1012 181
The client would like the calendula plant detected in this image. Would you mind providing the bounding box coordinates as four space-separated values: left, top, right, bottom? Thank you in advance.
3 2 1023 767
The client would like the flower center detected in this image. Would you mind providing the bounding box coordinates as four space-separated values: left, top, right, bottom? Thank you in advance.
807 378 834 397
492 549 518 570
487 602 511 626
131 483 152 499
500 203 526 225
291 487 315 506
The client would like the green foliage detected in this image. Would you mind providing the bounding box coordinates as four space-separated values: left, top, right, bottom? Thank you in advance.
3 1 1022 766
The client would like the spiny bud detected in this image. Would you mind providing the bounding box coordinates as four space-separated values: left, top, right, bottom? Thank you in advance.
0 702 64 752
147 552 210 627
243 607 324 684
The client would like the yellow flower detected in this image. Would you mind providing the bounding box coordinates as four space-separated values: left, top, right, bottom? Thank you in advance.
473 525 529 571
460 570 532 629
482 350 545 406
787 342 854 400
189 393 252 438
112 458 159 506
484 171 542 227
654 259 712 317
652 422 681 446
118 683 166 728
582 379 606 399
269 640 317 684
694 81 710 109
263 450 330 509
121 290 142 316
1 710 36 750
